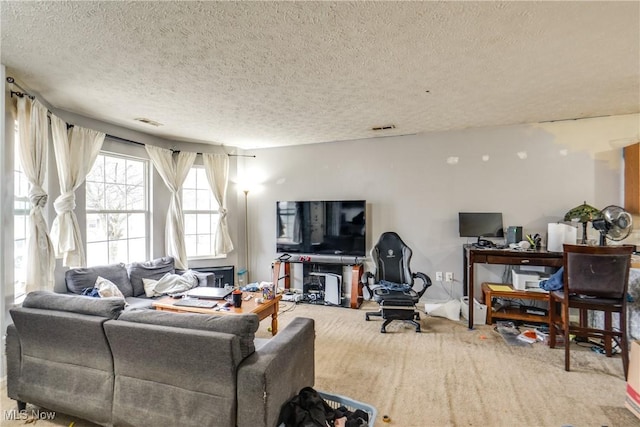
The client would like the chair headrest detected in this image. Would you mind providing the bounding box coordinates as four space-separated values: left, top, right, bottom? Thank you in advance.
375 232 409 256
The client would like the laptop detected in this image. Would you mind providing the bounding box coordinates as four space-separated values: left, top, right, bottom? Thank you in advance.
186 287 233 300
173 299 217 309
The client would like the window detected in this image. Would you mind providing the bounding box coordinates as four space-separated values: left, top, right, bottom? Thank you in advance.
14 123 29 302
85 153 149 265
182 167 220 258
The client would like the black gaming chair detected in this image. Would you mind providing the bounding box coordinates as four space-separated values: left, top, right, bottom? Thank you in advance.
363 232 432 333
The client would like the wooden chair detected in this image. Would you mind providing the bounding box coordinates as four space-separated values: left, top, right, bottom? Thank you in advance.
549 243 633 378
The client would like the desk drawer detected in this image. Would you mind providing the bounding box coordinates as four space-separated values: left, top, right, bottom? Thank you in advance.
485 255 562 267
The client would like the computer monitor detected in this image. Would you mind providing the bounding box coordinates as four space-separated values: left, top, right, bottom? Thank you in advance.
458 212 504 246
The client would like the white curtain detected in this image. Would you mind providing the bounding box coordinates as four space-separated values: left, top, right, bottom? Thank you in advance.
16 97 55 291
202 153 234 255
49 115 105 267
145 145 196 270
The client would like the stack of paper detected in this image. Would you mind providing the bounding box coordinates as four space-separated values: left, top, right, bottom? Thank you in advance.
488 284 513 292
517 330 538 344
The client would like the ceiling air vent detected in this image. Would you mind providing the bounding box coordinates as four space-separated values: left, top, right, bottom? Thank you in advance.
371 124 396 131
134 117 163 127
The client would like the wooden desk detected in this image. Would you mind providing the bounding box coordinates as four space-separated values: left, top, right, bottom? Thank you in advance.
463 246 563 329
152 292 282 335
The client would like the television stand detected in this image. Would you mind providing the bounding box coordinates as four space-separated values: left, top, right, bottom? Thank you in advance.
272 257 364 309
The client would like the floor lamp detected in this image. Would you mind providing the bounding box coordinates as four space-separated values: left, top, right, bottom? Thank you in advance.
243 189 250 283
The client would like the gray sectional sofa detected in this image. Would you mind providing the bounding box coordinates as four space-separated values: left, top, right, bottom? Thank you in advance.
63 256 181 309
6 291 315 427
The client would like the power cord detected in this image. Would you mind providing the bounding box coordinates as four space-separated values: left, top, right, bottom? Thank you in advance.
432 277 455 299
277 301 298 314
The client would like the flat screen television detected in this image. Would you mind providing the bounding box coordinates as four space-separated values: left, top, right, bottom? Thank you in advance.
458 212 504 246
276 200 366 256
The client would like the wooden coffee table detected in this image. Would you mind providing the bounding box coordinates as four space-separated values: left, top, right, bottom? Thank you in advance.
152 292 282 335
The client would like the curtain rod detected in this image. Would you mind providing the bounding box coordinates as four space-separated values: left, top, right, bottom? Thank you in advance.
7 76 256 158
7 76 35 99
105 134 255 157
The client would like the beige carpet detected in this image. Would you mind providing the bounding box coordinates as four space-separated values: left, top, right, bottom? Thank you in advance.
1 301 638 427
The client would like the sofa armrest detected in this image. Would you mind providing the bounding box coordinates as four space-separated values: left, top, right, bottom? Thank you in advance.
5 324 21 401
236 317 315 427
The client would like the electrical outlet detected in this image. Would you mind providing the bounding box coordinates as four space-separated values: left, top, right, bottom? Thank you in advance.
435 271 443 281
445 272 454 282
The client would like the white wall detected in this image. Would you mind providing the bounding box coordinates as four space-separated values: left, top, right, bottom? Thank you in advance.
244 114 640 300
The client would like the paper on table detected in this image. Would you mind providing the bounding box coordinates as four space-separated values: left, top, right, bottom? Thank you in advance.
488 284 514 292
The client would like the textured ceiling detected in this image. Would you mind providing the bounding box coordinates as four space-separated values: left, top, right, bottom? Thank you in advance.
1 1 639 149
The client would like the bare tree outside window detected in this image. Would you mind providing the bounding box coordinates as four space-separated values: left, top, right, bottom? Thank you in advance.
86 153 148 265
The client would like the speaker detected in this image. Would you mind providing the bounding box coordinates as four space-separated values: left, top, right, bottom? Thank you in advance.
506 226 523 245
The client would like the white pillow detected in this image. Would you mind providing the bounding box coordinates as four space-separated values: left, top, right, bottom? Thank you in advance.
143 278 160 298
95 276 125 300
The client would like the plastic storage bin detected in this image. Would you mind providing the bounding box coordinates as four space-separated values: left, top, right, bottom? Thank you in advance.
460 296 487 325
278 390 377 427
318 391 377 427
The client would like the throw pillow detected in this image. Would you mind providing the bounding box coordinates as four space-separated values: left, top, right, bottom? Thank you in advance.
95 276 126 300
128 257 175 297
142 277 160 297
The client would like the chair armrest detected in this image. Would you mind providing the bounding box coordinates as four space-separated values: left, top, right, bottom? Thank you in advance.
413 272 432 298
236 317 315 427
5 324 21 401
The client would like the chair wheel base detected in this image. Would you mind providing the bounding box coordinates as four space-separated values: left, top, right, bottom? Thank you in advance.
364 297 421 333
377 318 421 333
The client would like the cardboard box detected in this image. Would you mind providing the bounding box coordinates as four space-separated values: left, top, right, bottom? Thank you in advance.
460 297 487 325
626 340 640 420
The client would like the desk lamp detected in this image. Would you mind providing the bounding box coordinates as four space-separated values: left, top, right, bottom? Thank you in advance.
563 201 602 244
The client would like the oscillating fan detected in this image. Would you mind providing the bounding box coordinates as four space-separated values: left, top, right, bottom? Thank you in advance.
592 205 633 245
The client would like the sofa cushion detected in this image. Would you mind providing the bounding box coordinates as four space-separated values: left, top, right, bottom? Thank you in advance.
22 290 125 319
66 263 133 297
117 310 259 358
128 257 175 297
